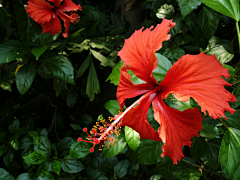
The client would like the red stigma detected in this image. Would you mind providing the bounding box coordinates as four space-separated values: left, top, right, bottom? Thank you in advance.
90 148 94 153
78 137 82 141
83 128 87 132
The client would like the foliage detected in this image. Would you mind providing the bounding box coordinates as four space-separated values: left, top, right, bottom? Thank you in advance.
0 0 239 179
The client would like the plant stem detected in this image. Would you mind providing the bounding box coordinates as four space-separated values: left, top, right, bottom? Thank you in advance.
236 21 240 50
219 118 229 129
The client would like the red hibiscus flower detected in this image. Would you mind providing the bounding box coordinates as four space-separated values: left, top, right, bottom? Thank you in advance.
116 19 236 164
78 19 236 164
26 0 82 38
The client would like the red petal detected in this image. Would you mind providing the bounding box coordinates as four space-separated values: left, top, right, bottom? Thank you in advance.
160 52 236 120
58 0 82 12
57 12 71 38
118 19 175 85
117 64 156 108
152 96 202 164
26 0 53 24
122 92 161 141
40 16 61 36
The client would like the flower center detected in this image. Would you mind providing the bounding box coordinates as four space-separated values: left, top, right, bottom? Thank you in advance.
69 13 80 23
155 85 161 92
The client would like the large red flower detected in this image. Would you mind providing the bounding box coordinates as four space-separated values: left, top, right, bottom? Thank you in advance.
117 19 236 164
26 0 82 38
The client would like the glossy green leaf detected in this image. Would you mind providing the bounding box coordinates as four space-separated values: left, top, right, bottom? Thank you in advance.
0 40 27 63
206 139 221 169
16 64 36 95
125 126 140 151
178 0 201 18
23 150 46 165
76 54 91 78
34 136 51 154
45 55 75 84
102 133 127 158
69 141 91 159
3 149 13 167
28 131 39 144
52 161 62 175
91 49 116 67
156 4 174 19
114 159 129 178
200 0 240 20
57 137 75 151
104 100 121 115
106 61 124 86
66 91 78 108
8 119 20 134
31 45 47 60
16 173 38 180
204 36 234 64
86 60 100 101
230 85 240 108
0 168 15 180
62 157 84 173
14 0 41 43
52 78 67 97
164 94 193 111
223 110 240 130
82 6 101 21
39 170 54 180
153 53 172 83
138 139 163 164
162 47 185 62
190 137 208 160
219 128 240 179
0 81 12 92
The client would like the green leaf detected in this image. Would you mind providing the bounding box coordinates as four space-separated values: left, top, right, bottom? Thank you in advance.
230 84 240 108
69 141 91 159
76 54 91 78
102 133 127 158
16 64 36 95
0 81 12 92
206 138 221 169
104 100 121 115
204 36 234 64
10 136 19 150
89 40 111 51
8 119 20 134
45 55 75 84
91 49 116 67
190 137 208 160
153 53 172 83
106 61 124 86
86 60 100 101
31 45 47 60
219 128 240 179
39 170 54 180
34 136 51 154
16 173 38 180
0 132 6 144
193 7 220 48
114 159 129 178
52 161 62 175
0 168 15 180
178 0 201 18
0 146 8 156
82 6 101 21
0 40 27 63
3 149 13 167
223 110 240 130
162 47 185 62
138 139 163 164
14 0 41 43
69 124 81 131
200 0 240 20
164 94 193 111
28 131 39 144
19 135 33 149
125 126 140 151
156 4 174 19
66 91 78 108
37 33 53 46
57 137 75 151
53 78 67 97
62 157 84 173
23 150 46 165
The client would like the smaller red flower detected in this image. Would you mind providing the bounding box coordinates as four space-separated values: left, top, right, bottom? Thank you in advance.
26 0 82 38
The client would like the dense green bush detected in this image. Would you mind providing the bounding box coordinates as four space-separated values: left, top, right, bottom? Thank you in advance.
0 0 240 179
